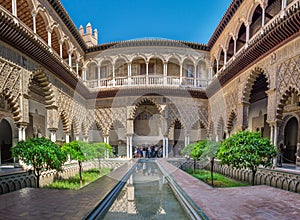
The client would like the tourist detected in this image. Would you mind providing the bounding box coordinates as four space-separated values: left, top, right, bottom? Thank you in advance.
137 146 142 158
278 143 284 167
158 147 163 158
154 145 158 157
147 146 151 158
142 146 147 158
134 146 138 158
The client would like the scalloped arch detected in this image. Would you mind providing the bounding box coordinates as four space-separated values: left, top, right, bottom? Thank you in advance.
129 98 162 119
276 87 300 120
242 67 270 103
30 68 55 106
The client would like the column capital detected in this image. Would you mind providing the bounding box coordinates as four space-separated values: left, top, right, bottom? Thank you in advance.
46 25 52 33
31 10 37 17
240 101 250 106
17 122 28 128
48 128 57 133
266 88 276 95
267 120 276 126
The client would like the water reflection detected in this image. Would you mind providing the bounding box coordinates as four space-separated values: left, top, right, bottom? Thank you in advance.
104 161 188 219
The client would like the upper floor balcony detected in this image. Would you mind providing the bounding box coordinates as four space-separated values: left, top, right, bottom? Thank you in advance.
86 75 209 89
83 40 211 90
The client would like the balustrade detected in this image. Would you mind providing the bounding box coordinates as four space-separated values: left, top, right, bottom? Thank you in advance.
85 74 208 89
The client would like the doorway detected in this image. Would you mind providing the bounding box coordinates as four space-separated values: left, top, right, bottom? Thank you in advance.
284 117 298 163
0 119 13 164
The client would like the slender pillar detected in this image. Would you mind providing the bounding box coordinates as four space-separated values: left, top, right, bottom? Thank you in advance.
128 62 132 85
104 136 109 144
18 125 26 141
270 125 274 144
215 133 219 142
179 63 183 84
68 51 72 67
184 135 190 147
163 137 169 158
194 64 197 87
216 59 219 73
233 38 237 56
273 123 278 168
129 136 133 159
12 0 17 17
22 127 26 141
76 62 79 75
274 124 278 146
281 0 287 17
50 130 56 142
112 64 116 86
208 66 212 80
260 6 266 34
246 23 250 45
126 136 129 159
65 134 70 143
75 135 80 141
146 61 149 85
18 127 23 141
97 65 101 86
84 136 89 142
163 137 166 158
163 62 167 85
224 50 227 65
47 28 52 47
165 137 169 158
32 14 37 34
127 135 133 159
59 41 63 58
82 67 87 81
261 7 265 31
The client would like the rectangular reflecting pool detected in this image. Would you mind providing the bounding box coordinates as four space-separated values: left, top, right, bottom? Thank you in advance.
104 160 189 219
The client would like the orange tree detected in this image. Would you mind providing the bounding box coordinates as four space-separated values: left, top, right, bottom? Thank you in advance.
181 142 197 171
191 140 220 186
217 130 277 185
12 137 67 188
62 140 89 186
86 142 113 174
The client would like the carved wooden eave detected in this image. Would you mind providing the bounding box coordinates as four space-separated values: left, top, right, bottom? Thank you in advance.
86 39 210 53
207 3 300 97
208 0 244 48
0 9 90 97
87 86 208 99
47 0 87 51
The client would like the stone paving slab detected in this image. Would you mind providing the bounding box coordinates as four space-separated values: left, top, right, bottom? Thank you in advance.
159 159 300 220
0 162 134 219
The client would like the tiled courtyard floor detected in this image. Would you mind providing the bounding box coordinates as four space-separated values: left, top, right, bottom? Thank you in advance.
0 162 134 219
0 159 300 219
159 160 300 220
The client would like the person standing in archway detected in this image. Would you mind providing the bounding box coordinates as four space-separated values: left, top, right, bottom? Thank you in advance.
278 143 284 167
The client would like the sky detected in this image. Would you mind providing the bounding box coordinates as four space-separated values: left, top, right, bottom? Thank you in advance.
60 0 232 44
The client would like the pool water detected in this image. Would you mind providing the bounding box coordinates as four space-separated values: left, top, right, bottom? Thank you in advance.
104 161 189 219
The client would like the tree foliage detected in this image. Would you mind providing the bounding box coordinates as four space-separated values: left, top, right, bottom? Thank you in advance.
181 142 197 158
191 140 220 186
12 137 67 188
217 130 278 185
62 140 89 185
88 142 113 173
181 140 220 186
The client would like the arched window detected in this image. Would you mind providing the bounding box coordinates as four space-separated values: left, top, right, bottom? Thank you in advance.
236 23 246 52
